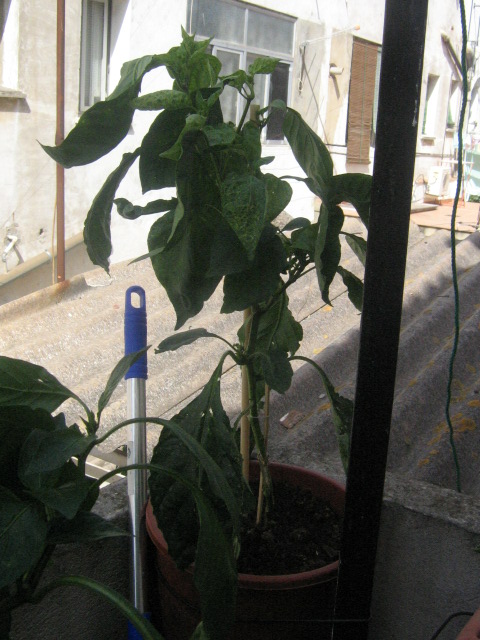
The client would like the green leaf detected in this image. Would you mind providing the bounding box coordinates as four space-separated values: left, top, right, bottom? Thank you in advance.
83 150 140 272
27 465 92 520
315 205 344 304
139 109 190 193
97 348 150 420
155 329 225 354
18 426 94 478
47 511 129 544
160 114 206 161
0 406 39 490
220 69 248 91
203 123 236 147
189 52 222 92
149 362 246 568
290 221 317 253
282 217 311 232
115 197 177 220
282 107 333 201
329 173 371 228
256 348 293 394
0 487 47 589
344 232 367 266
148 212 221 330
38 575 166 640
222 225 286 313
41 55 162 168
133 89 192 111
337 266 364 311
264 174 292 222
291 357 353 473
0 356 79 412
220 173 266 261
248 57 279 76
240 121 261 162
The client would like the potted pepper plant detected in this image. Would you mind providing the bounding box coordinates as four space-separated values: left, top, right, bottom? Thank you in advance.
42 29 371 640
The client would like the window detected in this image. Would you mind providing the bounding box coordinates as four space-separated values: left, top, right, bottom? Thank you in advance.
80 0 109 111
422 74 439 137
447 79 461 129
346 38 381 164
187 0 295 141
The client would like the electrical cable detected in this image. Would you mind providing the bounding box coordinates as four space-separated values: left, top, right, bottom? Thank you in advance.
445 0 468 493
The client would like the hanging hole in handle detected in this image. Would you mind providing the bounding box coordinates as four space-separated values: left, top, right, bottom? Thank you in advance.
130 292 142 308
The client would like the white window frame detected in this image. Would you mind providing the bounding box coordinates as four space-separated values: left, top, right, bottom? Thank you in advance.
79 0 110 111
188 0 295 142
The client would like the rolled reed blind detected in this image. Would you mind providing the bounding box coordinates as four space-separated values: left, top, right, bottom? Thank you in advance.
347 39 379 164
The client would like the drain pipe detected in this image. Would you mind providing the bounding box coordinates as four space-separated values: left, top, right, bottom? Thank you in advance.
56 0 65 282
331 1 429 638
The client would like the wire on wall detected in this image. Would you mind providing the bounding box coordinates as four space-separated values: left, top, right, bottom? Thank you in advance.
445 0 468 493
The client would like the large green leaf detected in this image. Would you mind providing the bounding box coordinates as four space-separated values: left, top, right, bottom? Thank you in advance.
315 205 344 304
222 225 286 313
282 107 333 201
155 329 225 354
97 348 150 420
47 511 129 544
220 173 266 260
344 232 367 266
42 55 162 168
0 488 47 589
133 89 192 111
256 348 293 394
329 173 371 228
337 266 364 311
189 52 222 92
160 114 207 161
26 462 93 520
0 356 79 412
264 174 292 222
115 197 177 220
148 213 221 329
83 150 140 272
139 109 190 193
18 425 94 478
203 123 237 147
248 57 279 76
149 362 246 569
240 121 261 162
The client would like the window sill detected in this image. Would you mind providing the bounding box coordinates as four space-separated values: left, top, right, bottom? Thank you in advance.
421 135 435 144
0 86 26 99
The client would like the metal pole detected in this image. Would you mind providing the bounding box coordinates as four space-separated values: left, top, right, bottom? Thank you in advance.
124 286 150 638
56 0 65 282
331 1 429 638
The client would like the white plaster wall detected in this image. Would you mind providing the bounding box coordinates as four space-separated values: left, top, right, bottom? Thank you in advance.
0 0 468 277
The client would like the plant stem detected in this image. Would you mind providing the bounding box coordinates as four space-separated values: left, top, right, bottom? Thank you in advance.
256 385 270 525
240 308 252 481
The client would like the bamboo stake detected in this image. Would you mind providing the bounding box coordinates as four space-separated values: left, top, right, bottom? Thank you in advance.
240 308 252 481
256 384 270 525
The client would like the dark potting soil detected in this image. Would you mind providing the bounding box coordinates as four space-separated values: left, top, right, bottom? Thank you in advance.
237 481 342 575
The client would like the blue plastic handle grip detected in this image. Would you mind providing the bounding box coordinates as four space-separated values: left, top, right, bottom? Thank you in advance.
124 286 148 380
127 615 152 640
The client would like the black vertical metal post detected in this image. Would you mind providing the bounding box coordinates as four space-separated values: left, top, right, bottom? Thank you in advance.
331 1 428 639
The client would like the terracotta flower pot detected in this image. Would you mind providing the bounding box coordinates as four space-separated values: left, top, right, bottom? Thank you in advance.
456 608 480 639
145 461 345 640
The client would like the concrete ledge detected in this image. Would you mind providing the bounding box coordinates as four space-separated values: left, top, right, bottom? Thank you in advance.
9 473 480 639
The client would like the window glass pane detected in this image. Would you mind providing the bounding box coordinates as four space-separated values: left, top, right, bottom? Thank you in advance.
267 62 289 140
216 49 241 124
84 0 105 106
246 10 293 55
191 0 245 44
